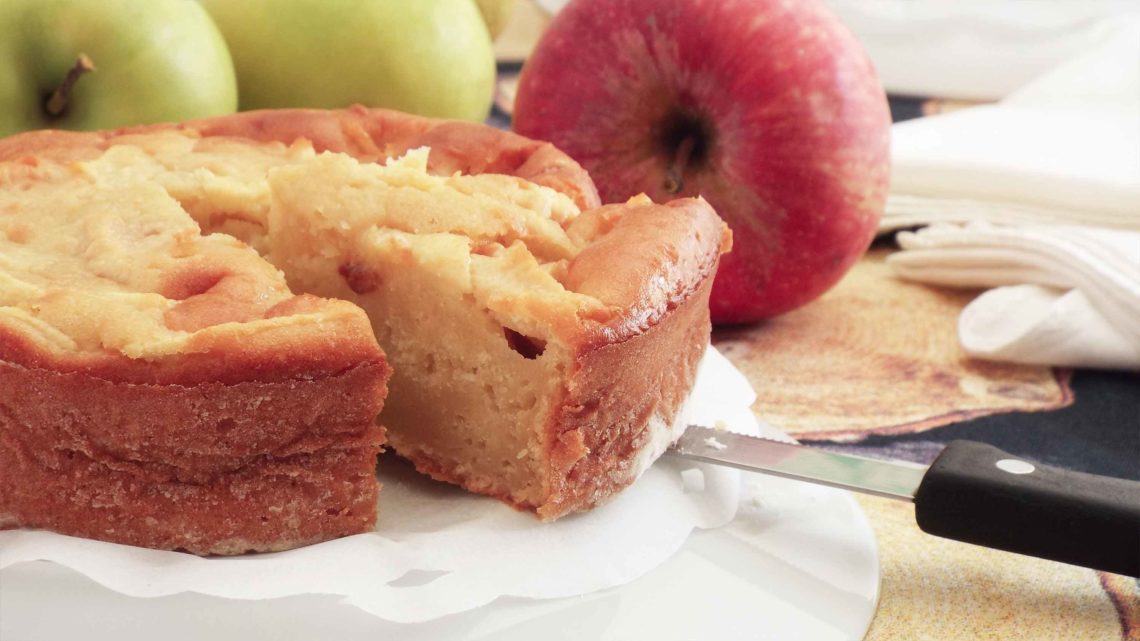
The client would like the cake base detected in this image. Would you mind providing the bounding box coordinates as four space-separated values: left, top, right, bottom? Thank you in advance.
0 360 387 555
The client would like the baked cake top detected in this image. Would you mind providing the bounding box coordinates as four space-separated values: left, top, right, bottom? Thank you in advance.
0 108 727 383
0 139 381 384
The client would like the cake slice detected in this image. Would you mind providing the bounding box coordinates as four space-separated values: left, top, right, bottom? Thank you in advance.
259 150 727 517
0 107 729 534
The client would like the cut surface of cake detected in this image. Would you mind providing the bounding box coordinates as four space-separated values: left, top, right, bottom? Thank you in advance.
260 150 728 517
0 108 729 546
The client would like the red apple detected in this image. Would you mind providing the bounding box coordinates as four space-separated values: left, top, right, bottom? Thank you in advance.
513 0 890 323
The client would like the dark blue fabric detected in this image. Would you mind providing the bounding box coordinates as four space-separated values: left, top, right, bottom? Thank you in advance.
816 370 1140 480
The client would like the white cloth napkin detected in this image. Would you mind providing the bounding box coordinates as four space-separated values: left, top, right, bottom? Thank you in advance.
889 223 1140 369
882 17 1140 235
884 18 1140 369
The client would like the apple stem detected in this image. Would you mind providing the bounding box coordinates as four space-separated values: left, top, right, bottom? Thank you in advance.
664 135 697 194
45 54 96 117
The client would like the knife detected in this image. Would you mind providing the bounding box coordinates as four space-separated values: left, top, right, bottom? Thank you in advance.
669 426 1140 577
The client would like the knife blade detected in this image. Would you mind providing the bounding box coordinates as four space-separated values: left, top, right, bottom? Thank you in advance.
669 425 1140 577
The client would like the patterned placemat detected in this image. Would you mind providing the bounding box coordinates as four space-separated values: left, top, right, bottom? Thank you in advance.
714 247 1071 440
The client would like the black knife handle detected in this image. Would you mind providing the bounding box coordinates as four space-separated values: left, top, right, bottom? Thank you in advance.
914 440 1140 576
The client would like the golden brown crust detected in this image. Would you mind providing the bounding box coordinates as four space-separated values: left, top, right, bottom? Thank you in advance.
540 268 717 519
566 197 729 346
0 106 602 211
187 106 603 212
0 359 389 555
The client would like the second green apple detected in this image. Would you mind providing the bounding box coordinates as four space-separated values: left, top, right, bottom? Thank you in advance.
201 0 495 122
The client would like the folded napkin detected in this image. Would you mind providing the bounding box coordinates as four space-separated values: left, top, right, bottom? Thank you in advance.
890 223 1140 369
882 16 1140 234
884 17 1140 369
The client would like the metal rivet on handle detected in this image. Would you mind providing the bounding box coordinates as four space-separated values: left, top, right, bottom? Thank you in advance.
996 459 1036 475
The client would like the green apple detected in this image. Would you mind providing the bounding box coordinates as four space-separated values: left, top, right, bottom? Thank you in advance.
0 0 237 138
476 0 518 40
201 0 496 122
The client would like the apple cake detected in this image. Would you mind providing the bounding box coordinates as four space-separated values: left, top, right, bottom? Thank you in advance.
0 107 728 552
